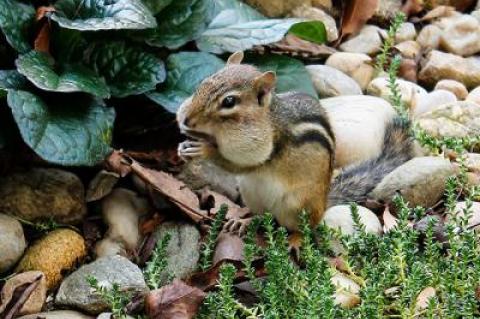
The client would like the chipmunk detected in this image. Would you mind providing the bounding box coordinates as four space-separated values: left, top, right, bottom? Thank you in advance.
177 51 413 244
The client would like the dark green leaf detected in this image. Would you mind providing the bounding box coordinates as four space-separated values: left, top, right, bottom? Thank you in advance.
50 0 157 31
0 0 35 53
142 0 173 15
246 54 317 98
16 51 110 98
86 41 166 97
7 90 115 166
144 0 215 49
289 21 327 44
0 70 28 98
50 28 89 64
196 18 300 54
146 52 224 113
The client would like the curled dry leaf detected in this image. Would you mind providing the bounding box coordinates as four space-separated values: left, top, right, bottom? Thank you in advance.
0 271 46 319
145 279 206 319
340 0 379 38
198 188 250 220
34 23 50 54
105 150 132 177
418 6 456 22
85 169 120 202
415 286 436 311
36 6 55 21
212 232 245 266
382 206 398 233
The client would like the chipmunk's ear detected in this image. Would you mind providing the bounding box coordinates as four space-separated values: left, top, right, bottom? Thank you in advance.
253 71 276 106
226 51 244 64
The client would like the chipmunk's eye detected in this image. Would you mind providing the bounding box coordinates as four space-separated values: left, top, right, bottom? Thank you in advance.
221 95 237 109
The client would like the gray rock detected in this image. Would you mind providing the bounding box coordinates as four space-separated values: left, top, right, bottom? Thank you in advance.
153 221 201 287
340 25 385 55
417 24 442 50
395 22 417 42
306 65 362 97
374 0 402 21
0 168 86 224
395 40 421 60
55 255 147 314
434 79 468 100
17 311 93 319
466 86 480 105
325 52 376 90
367 77 427 108
418 50 480 89
447 201 480 230
411 90 457 117
0 214 26 272
439 14 480 56
370 157 456 208
416 101 480 138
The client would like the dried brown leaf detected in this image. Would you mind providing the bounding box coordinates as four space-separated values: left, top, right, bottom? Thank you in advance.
419 5 456 21
105 150 132 177
86 169 120 202
341 0 379 37
415 287 436 311
145 279 206 319
0 271 46 319
256 34 337 60
198 188 249 219
382 206 398 233
34 23 50 54
36 6 55 21
212 232 245 266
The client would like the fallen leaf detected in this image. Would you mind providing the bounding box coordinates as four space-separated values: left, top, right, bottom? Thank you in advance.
402 0 424 16
198 188 250 220
341 0 379 37
382 206 399 233
36 6 55 21
415 287 436 311
105 150 132 177
418 6 456 21
34 23 50 54
140 213 166 235
86 169 120 202
212 232 245 266
145 279 206 319
0 271 46 319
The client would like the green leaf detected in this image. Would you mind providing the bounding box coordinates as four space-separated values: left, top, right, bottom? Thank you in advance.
142 0 173 15
144 0 215 49
0 70 28 98
288 21 327 44
50 0 157 31
146 52 224 113
86 41 166 98
210 0 264 27
7 90 115 166
50 28 89 64
196 18 300 54
16 51 110 98
0 0 35 53
247 54 317 98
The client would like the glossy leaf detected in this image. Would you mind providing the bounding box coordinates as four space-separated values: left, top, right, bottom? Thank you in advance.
289 21 327 44
16 51 110 98
0 0 35 53
0 70 28 98
146 52 224 113
7 90 115 166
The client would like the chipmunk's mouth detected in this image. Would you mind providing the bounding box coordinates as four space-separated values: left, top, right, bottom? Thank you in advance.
179 124 217 147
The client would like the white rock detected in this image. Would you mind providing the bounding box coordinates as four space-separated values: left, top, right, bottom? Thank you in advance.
321 95 396 168
395 22 417 42
439 14 480 56
306 65 362 97
434 79 468 100
340 25 386 55
370 156 456 208
323 205 382 235
325 52 376 90
395 40 421 59
17 311 93 319
94 188 149 258
418 50 480 89
447 201 480 230
466 86 480 105
290 5 339 42
465 153 480 173
416 101 480 138
0 214 26 272
331 272 361 309
367 77 427 108
417 24 442 50
411 90 457 117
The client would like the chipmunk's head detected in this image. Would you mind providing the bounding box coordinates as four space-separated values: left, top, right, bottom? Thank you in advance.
177 52 277 168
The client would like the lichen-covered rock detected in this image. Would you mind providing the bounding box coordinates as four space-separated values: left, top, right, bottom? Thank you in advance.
16 229 86 290
419 50 480 89
370 157 456 208
434 79 468 100
152 222 201 286
0 168 86 224
55 255 147 314
367 77 427 108
0 214 26 272
325 52 375 90
306 65 362 97
416 101 480 138
321 95 395 168
340 25 386 55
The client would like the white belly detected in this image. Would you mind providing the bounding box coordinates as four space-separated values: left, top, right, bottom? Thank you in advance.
238 171 300 230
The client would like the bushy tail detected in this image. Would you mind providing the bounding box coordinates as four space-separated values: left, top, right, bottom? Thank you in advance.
328 118 414 206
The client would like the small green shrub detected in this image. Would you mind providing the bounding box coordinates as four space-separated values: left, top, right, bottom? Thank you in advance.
143 232 171 290
86 275 133 319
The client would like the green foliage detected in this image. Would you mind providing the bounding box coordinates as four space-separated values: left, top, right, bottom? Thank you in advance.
86 275 132 319
199 204 229 271
144 232 171 290
375 13 406 74
288 21 327 44
0 0 35 53
0 70 28 97
14 216 62 233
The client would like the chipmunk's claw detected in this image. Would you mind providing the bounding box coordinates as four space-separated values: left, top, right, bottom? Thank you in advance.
288 232 303 261
178 140 209 160
223 217 253 236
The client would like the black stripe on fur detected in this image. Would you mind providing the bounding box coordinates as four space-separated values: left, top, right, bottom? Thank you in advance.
294 129 334 154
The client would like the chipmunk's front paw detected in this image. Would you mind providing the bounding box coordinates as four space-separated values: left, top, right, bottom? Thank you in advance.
178 140 212 160
223 217 253 236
